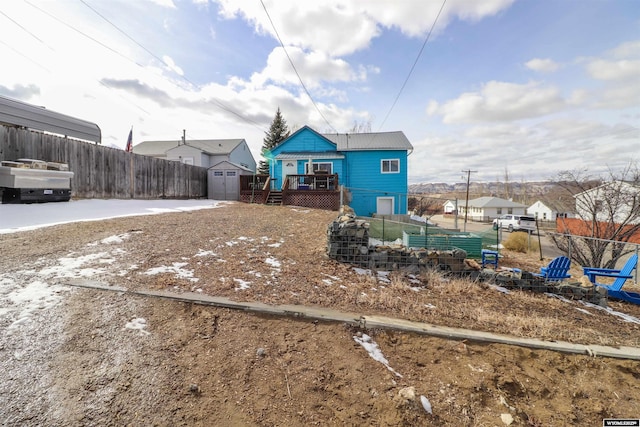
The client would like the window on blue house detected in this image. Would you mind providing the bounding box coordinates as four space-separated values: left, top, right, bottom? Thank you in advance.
381 159 399 173
306 162 332 174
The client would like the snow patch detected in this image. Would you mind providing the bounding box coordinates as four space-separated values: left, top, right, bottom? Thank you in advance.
195 249 216 257
124 317 150 335
265 257 281 269
39 252 110 278
353 333 402 378
5 281 68 330
234 278 251 291
143 262 198 282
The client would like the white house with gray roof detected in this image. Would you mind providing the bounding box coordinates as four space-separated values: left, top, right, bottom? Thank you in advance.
457 196 527 222
133 139 256 171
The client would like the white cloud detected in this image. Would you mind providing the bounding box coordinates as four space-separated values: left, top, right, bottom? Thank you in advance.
148 0 176 8
609 40 640 59
580 40 640 108
525 58 559 73
428 81 565 124
162 56 184 76
586 59 640 81
464 123 536 139
213 0 515 55
248 47 366 89
594 84 640 109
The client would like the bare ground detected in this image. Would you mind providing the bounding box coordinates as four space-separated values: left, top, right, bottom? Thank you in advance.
1 202 639 426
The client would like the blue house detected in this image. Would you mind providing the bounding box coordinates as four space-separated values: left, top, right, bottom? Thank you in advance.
259 125 413 216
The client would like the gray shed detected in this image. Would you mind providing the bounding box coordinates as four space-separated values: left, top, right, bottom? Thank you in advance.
208 161 253 200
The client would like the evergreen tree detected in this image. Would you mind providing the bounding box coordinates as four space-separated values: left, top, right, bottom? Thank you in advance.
258 108 290 175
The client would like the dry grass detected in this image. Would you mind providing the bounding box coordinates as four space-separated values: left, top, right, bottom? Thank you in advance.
4 202 639 348
502 232 541 253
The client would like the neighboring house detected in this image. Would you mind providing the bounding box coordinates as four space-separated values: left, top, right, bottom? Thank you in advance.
457 196 527 222
264 125 413 216
573 180 640 225
443 199 464 214
528 199 575 221
133 139 256 171
134 138 256 201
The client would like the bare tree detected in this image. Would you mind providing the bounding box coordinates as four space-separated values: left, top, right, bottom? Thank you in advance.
349 120 372 133
408 196 441 217
503 167 511 200
551 162 640 268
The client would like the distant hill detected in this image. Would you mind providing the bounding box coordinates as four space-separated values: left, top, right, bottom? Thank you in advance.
409 181 567 206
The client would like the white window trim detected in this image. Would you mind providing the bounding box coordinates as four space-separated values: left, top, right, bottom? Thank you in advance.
306 162 333 174
381 159 400 174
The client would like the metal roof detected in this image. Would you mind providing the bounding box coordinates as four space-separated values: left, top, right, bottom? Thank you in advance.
0 95 101 143
323 131 413 151
134 139 245 156
274 152 345 160
208 160 254 172
467 196 526 208
132 140 177 156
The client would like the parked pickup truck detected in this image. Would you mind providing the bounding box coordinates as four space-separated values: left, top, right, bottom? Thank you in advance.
492 214 536 233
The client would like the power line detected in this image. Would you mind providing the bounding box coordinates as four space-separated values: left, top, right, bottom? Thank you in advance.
377 0 447 131
77 0 266 134
259 0 337 133
79 0 168 70
0 9 54 50
20 0 266 139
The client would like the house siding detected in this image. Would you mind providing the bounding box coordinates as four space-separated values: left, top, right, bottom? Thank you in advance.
166 145 207 167
270 128 336 154
229 141 257 171
529 201 554 220
345 150 408 216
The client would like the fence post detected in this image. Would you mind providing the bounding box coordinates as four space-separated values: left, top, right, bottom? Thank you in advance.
634 245 640 285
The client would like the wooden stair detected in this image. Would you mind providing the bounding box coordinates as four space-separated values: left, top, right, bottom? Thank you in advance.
266 191 283 206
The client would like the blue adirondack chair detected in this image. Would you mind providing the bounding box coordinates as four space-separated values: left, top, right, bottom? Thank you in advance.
532 256 571 282
583 254 639 305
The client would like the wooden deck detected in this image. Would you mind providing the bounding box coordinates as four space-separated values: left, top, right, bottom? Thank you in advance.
240 174 340 211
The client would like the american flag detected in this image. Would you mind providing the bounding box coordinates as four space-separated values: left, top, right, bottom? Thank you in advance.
125 128 133 152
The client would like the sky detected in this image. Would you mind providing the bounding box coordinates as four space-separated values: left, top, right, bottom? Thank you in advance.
0 0 638 185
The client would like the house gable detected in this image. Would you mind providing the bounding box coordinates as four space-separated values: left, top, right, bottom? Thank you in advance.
269 126 337 157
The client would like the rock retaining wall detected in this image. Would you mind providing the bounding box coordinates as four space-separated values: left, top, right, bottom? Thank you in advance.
326 212 608 306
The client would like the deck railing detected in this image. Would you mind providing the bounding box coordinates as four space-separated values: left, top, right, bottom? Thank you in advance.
240 173 340 210
284 174 338 191
239 174 270 203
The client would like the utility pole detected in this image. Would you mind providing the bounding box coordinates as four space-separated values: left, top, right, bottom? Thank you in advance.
181 129 186 145
462 169 476 232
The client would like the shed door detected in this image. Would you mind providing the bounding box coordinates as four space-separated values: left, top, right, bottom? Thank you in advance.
377 197 394 215
210 170 225 200
225 170 238 200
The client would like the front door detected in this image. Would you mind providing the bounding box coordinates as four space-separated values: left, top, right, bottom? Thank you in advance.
377 197 394 215
282 161 297 189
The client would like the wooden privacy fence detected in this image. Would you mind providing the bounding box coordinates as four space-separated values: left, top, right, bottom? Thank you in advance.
0 126 207 199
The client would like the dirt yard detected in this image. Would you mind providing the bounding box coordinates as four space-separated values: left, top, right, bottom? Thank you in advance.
1 202 639 426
